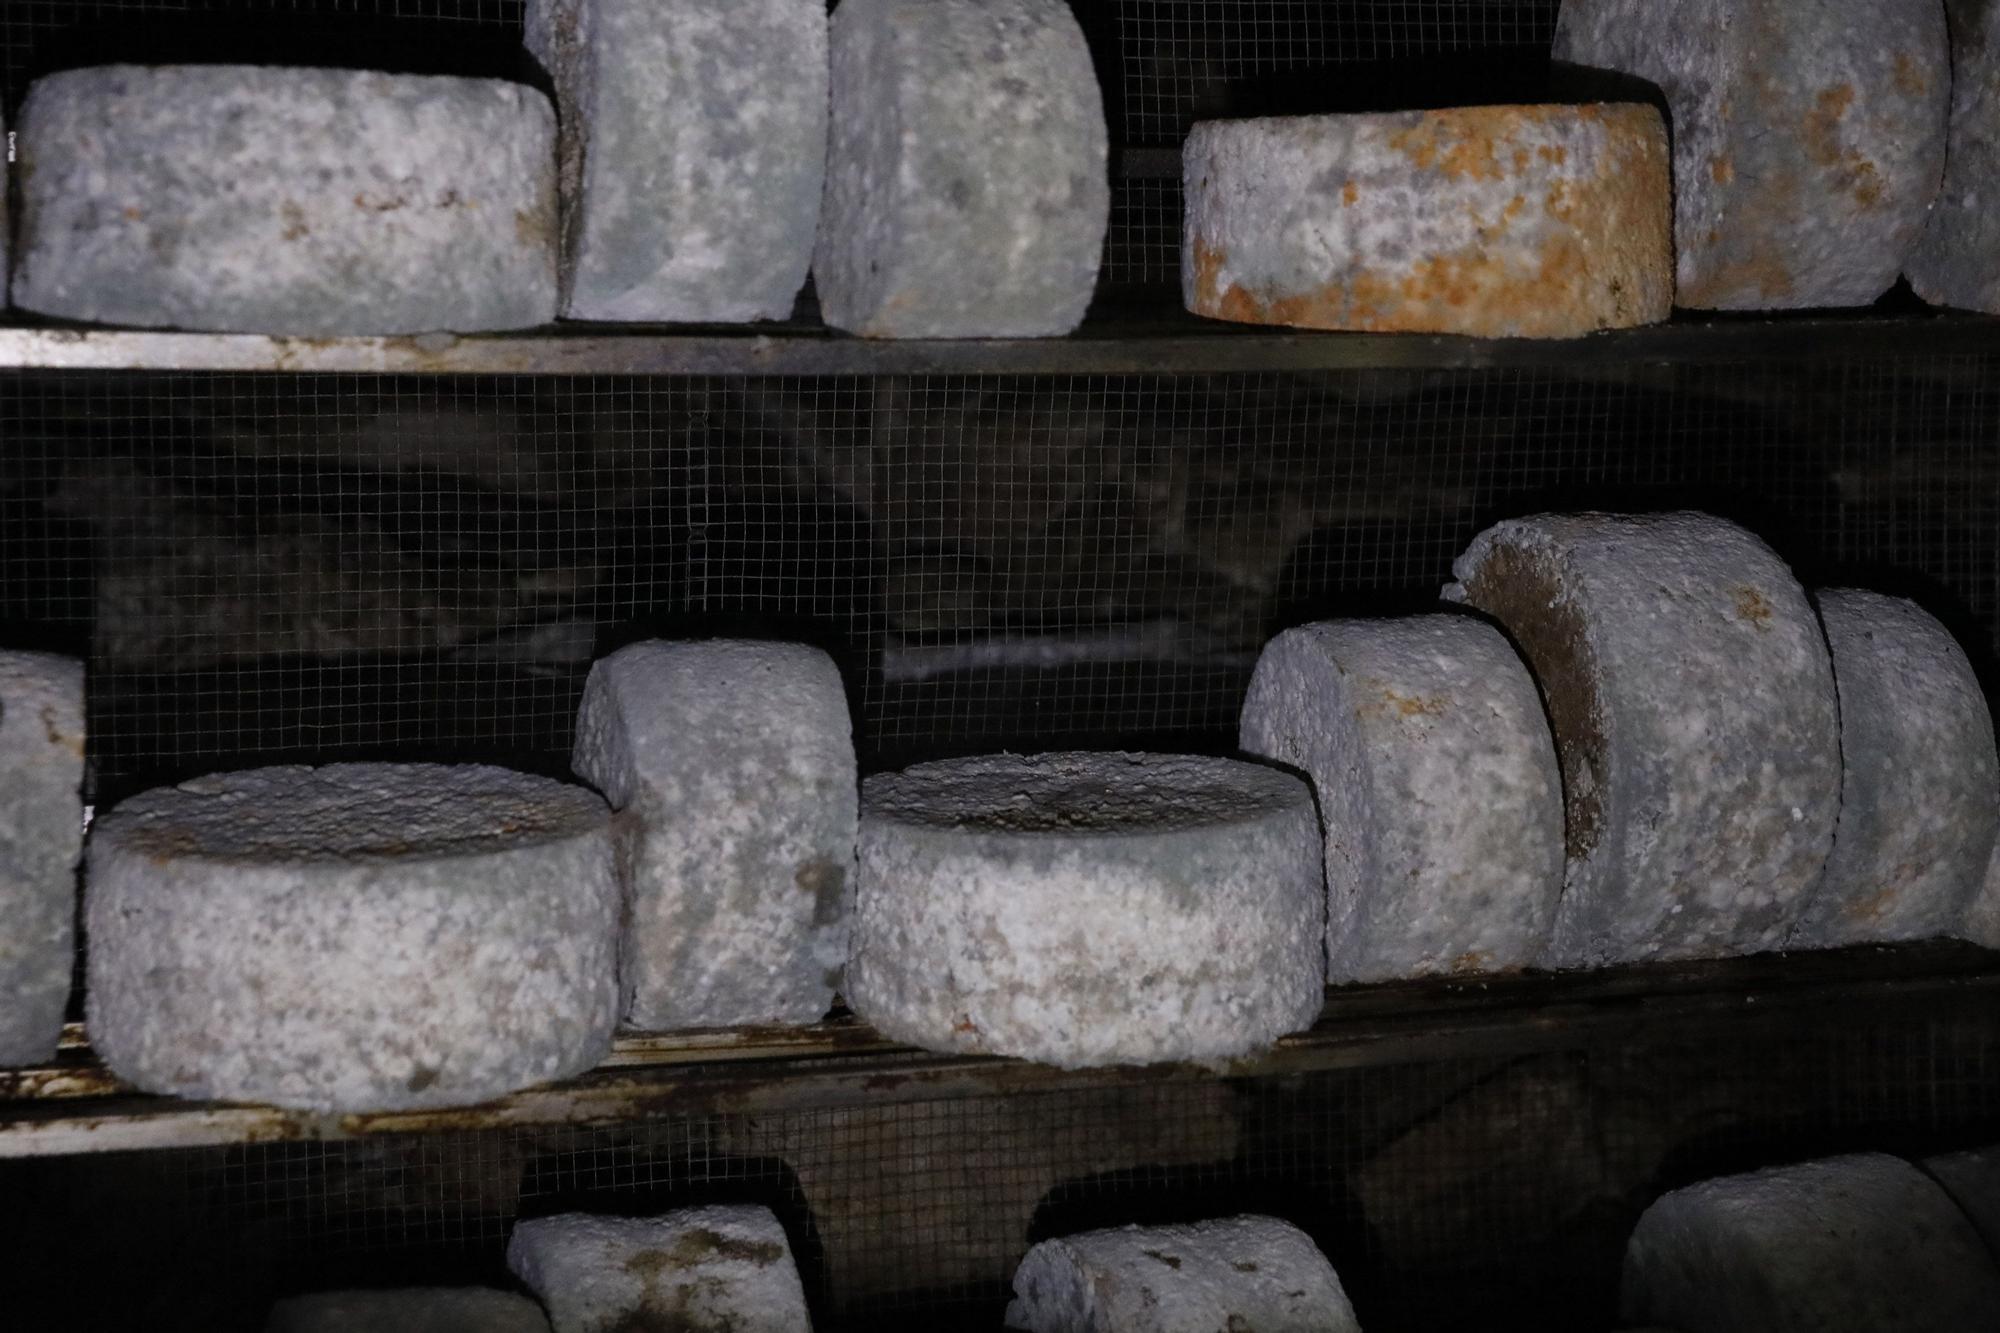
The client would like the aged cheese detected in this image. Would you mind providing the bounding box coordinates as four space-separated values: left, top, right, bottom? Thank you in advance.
86 763 620 1112
507 1206 810 1333
571 640 857 1029
13 66 558 334
1447 513 1842 966
1621 1154 2000 1332
1554 0 1948 310
267 1288 551 1333
1925 1146 2000 1256
1182 103 1671 337
1240 615 1563 981
1790 590 1999 948
524 0 826 322
848 751 1324 1068
814 0 1108 338
1006 1215 1360 1333
1908 1 2000 312
1964 834 2000 947
0 651 84 1065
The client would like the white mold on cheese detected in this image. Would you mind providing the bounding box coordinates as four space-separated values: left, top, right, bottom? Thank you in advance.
572 640 857 1030
1554 0 1948 310
266 1287 551 1333
848 751 1324 1069
525 0 827 322
1240 615 1563 982
1621 1153 2000 1333
1006 1214 1360 1333
1447 513 1842 967
507 1205 810 1333
86 763 620 1112
13 66 558 334
0 651 84 1065
1183 103 1672 337
813 0 1108 338
1791 590 1999 948
1908 1 2000 313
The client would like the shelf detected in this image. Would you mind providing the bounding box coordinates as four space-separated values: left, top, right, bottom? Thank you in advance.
1 941 1993 1159
3 307 2000 377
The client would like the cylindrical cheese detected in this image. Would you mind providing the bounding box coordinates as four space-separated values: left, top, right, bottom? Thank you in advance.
507 1206 810 1333
0 651 84 1065
1447 513 1842 966
1908 1 2000 312
1007 1215 1360 1333
813 0 1109 338
1622 1154 2000 1332
1555 0 1948 310
571 640 857 1029
524 0 827 322
86 763 620 1112
1790 590 2000 949
14 66 558 334
1240 616 1563 982
849 752 1324 1068
1182 104 1672 337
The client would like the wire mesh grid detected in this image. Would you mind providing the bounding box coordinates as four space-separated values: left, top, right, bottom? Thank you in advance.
5 995 1996 1330
8 356 2000 794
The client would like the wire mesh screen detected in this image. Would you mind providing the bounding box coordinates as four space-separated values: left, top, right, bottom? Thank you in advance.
4 994 1996 1330
6 358 2000 794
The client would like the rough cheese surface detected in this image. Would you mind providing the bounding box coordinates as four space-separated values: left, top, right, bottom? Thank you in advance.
1183 103 1671 337
1925 1146 2000 1257
1554 0 1948 310
1447 513 1841 966
14 66 558 334
507 1205 811 1333
1006 1214 1359 1333
86 763 620 1112
814 0 1109 338
1964 833 2000 947
525 0 826 322
1791 591 2000 948
849 751 1324 1068
572 640 857 1029
1240 615 1563 982
266 1287 551 1333
0 651 84 1065
1621 1153 2000 1333
1908 1 2000 312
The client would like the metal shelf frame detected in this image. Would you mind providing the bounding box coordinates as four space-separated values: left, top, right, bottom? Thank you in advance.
4 941 1993 1160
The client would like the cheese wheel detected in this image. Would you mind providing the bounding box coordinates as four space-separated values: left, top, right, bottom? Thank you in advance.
1908 1 2000 312
849 751 1324 1068
86 763 619 1112
1791 591 2000 948
813 0 1108 337
525 0 827 322
0 651 84 1065
1621 1154 2000 1332
571 640 857 1029
1182 104 1672 337
1447 513 1841 966
507 1206 810 1333
13 66 557 334
1554 0 1948 309
1240 616 1563 981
